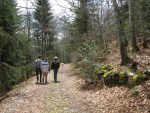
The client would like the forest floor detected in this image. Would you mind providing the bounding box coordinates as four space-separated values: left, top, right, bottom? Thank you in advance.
0 64 150 113
102 41 150 72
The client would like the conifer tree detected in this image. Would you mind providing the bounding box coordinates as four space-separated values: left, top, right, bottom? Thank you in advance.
74 0 88 36
0 0 19 64
34 0 55 58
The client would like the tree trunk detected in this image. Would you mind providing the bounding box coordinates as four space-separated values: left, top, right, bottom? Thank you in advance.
128 0 138 52
139 4 148 48
100 0 104 49
112 0 129 65
41 31 44 59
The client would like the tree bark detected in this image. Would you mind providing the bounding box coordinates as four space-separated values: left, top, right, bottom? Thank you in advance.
128 0 138 52
112 0 129 65
139 4 148 48
99 0 104 49
41 30 44 59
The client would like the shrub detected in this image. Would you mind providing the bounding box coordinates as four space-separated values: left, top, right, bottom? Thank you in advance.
103 71 112 86
136 70 143 76
133 74 145 85
95 68 107 80
101 65 113 71
111 72 120 85
144 71 150 80
85 64 98 82
94 64 113 82
103 71 119 86
119 72 128 85
0 62 34 94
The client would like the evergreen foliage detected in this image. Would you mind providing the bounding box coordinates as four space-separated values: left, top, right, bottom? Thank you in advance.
0 0 34 95
33 0 55 58
74 0 88 36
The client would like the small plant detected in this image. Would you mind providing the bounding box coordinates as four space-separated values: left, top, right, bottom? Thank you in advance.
101 65 113 71
119 72 128 85
103 71 119 86
111 72 120 84
95 68 108 80
130 87 139 97
103 71 112 86
144 71 150 80
136 70 143 76
133 74 145 85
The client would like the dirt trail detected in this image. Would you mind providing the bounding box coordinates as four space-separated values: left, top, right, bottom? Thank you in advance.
0 64 90 113
0 64 150 113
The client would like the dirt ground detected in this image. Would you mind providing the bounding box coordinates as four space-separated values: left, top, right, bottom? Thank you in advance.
0 64 150 113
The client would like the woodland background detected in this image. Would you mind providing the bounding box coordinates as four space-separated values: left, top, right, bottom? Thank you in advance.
0 0 150 96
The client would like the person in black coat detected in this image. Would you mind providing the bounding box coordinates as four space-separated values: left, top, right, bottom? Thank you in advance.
35 56 42 83
51 56 60 82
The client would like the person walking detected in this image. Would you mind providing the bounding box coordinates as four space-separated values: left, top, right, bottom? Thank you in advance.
51 56 60 82
41 58 49 84
35 56 42 83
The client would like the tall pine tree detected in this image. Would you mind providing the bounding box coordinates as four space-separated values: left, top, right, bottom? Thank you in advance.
0 0 19 64
75 0 88 36
34 0 55 58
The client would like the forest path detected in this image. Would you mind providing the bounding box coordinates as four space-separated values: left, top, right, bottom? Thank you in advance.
0 64 150 113
0 64 91 113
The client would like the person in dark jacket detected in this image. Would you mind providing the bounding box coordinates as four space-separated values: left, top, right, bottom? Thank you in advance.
35 56 42 83
51 56 60 82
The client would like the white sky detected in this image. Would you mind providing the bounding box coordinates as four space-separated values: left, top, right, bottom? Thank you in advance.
16 0 73 39
17 0 71 15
